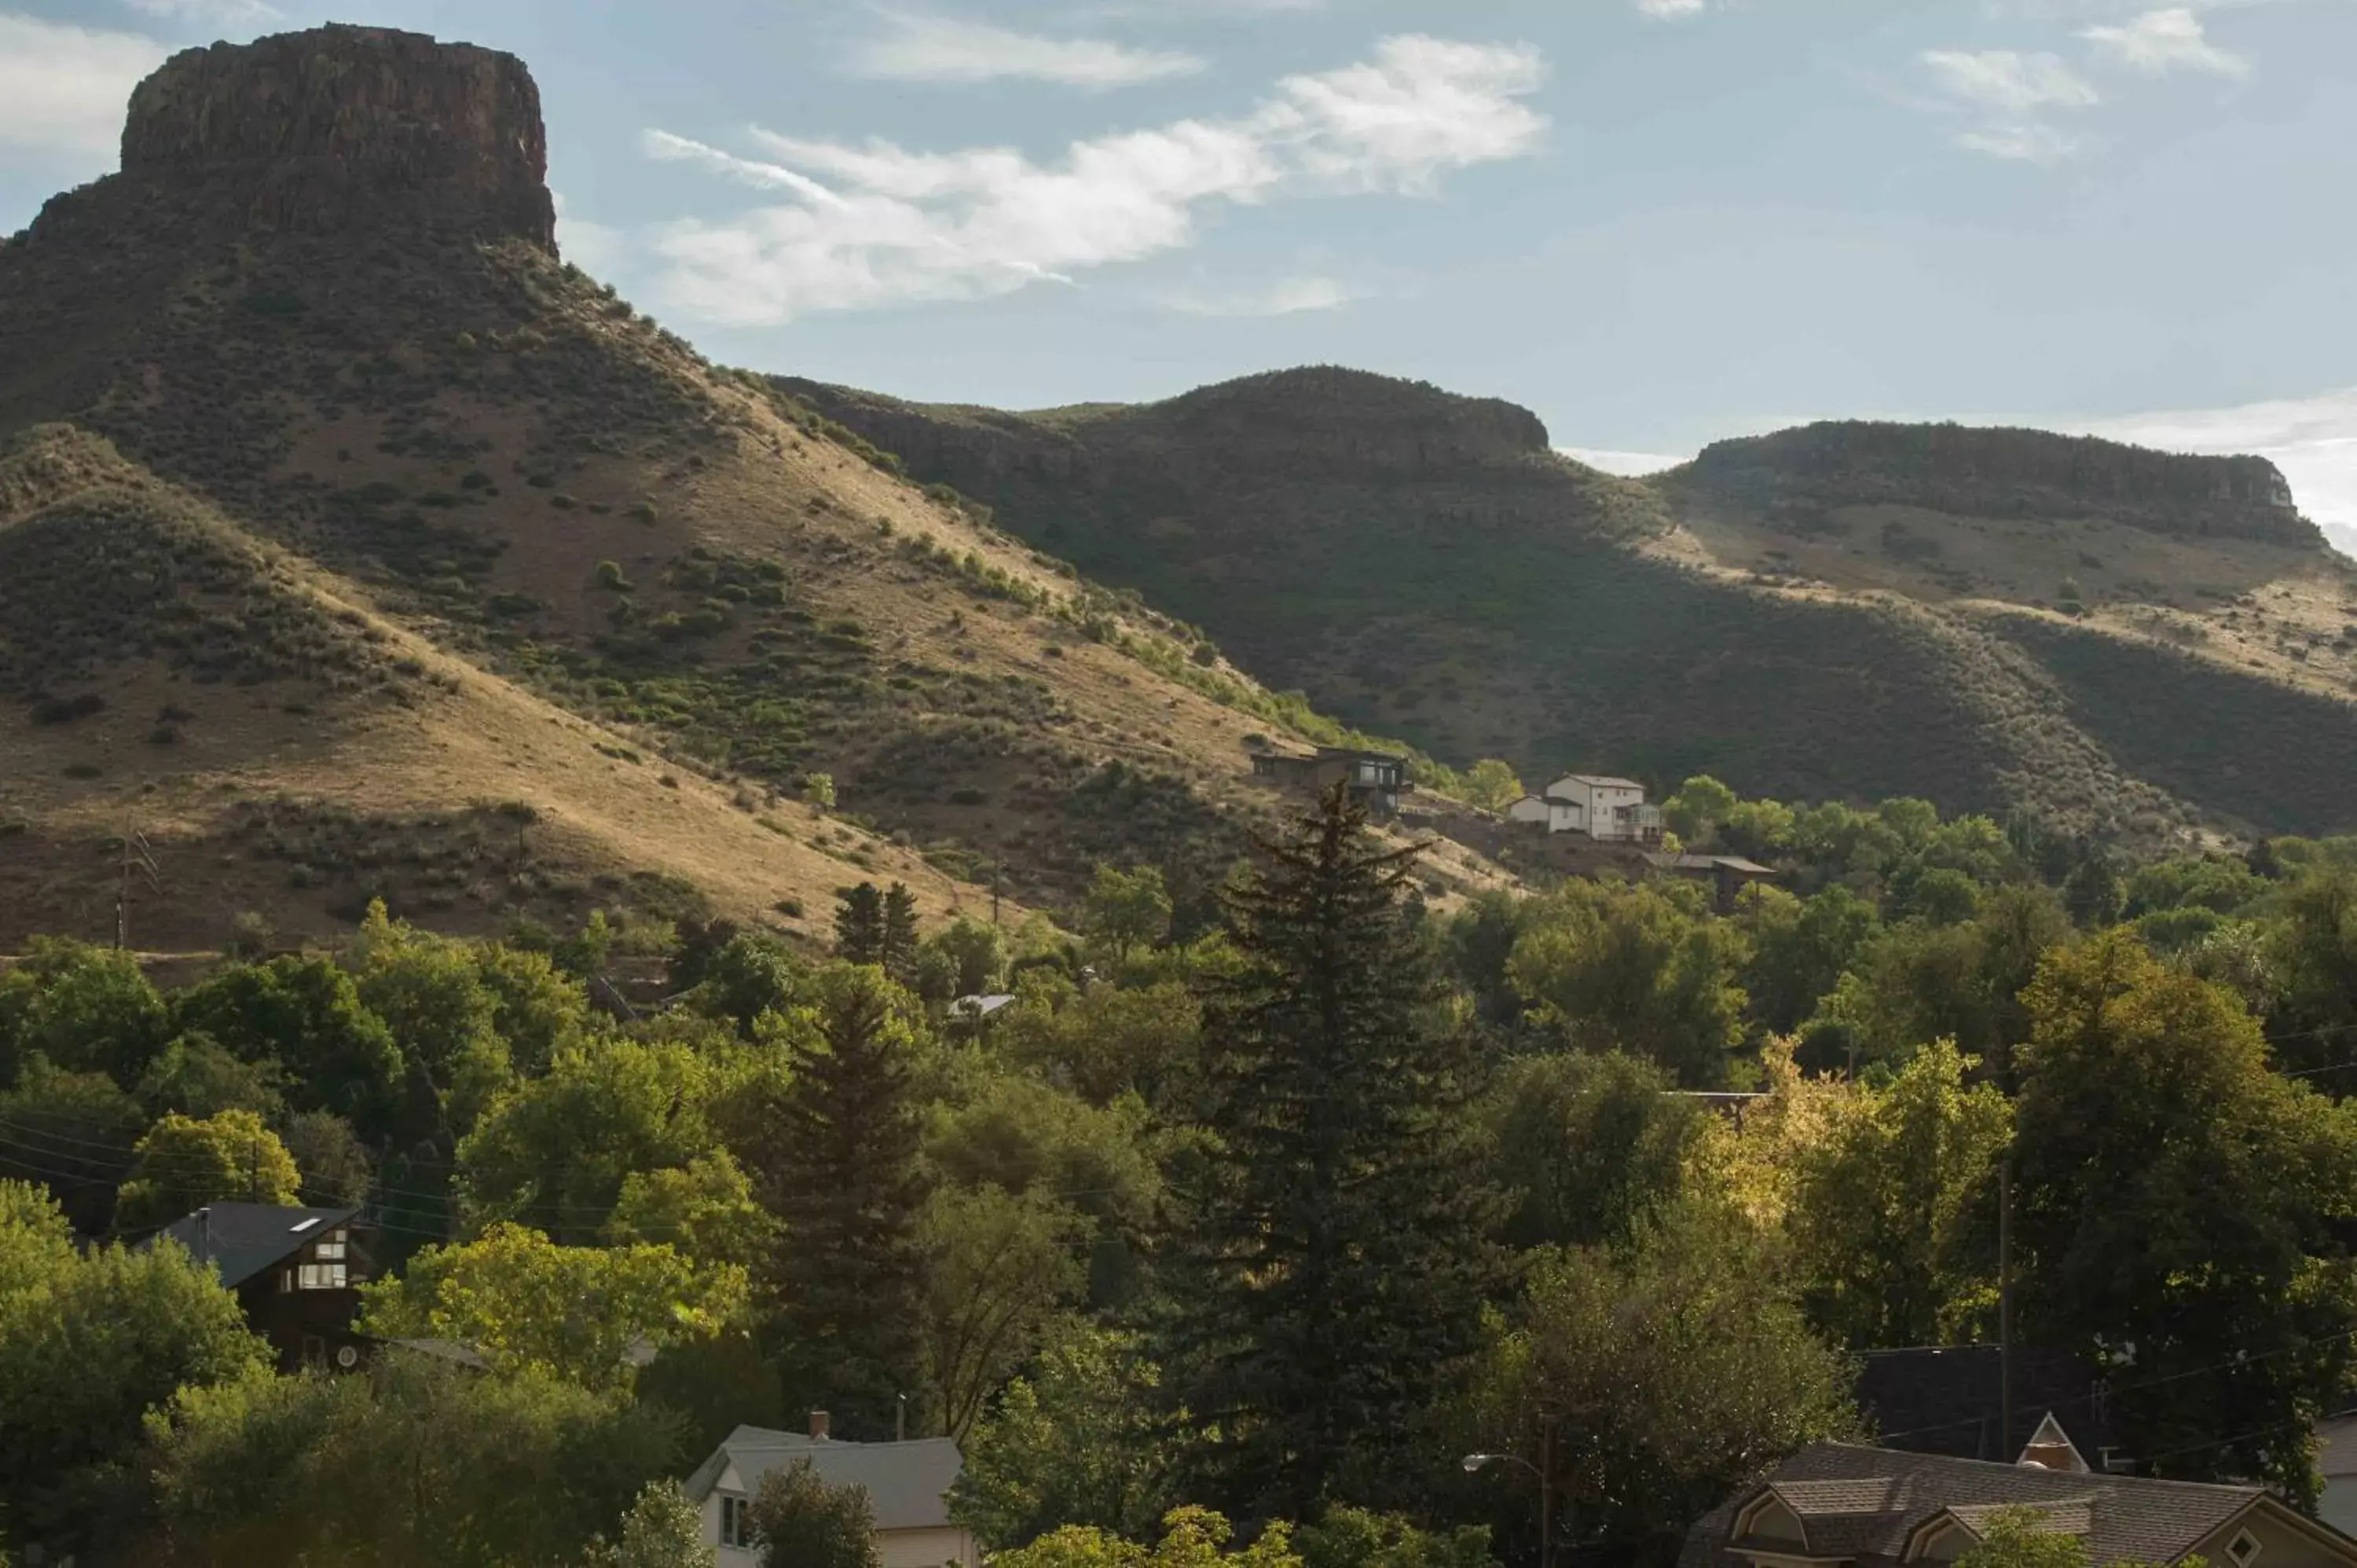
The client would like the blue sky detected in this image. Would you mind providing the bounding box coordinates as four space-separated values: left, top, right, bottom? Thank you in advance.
5 0 2355 545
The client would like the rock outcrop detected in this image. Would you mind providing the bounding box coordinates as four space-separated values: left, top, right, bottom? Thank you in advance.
1683 420 2319 548
779 366 1553 497
115 24 554 247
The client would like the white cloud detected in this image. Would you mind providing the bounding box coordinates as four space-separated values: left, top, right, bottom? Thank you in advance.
552 191 629 282
1636 0 1710 16
2081 7 2249 76
2060 387 2357 548
1922 49 2101 113
1560 447 1689 475
645 34 1547 324
850 12 1204 89
1919 48 2099 160
0 13 167 160
123 0 283 24
1160 273 1369 316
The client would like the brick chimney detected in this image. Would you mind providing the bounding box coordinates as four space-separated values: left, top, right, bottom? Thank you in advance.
808 1409 830 1442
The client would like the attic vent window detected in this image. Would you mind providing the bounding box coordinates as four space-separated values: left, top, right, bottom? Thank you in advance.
2227 1530 2262 1567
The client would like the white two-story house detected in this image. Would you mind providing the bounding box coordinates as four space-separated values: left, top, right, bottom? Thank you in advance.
685 1416 978 1568
1534 773 1665 844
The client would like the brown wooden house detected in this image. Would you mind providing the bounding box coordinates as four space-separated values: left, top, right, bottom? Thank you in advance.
149 1203 379 1372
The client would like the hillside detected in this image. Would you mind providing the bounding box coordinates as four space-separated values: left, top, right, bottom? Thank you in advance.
0 26 1506 951
783 369 2357 843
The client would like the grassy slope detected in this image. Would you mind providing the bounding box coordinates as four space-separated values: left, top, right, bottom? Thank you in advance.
0 196 1511 948
0 427 1014 951
784 369 2357 843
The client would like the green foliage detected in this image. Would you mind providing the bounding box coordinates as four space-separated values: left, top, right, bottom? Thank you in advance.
995 975 1202 1107
756 963 932 1438
1737 884 1879 1036
1084 864 1175 958
586 1482 717 1568
1508 879 1748 1086
280 1109 375 1207
2014 932 2357 1503
1483 1051 1706 1253
992 1508 1299 1568
748 1456 881 1568
351 901 515 1135
955 1323 1180 1549
1949 1506 2190 1568
1787 1040 2011 1348
134 1033 288 1122
2 1185 268 1563
1464 760 1525 814
458 1034 724 1243
1296 1508 1496 1568
1462 1203 1860 1568
921 1184 1086 1438
357 1221 746 1390
171 954 405 1138
0 937 171 1087
928 914 1010 998
1662 775 1738 843
116 1109 302 1228
1162 786 1501 1520
0 1057 143 1229
1811 887 2069 1072
149 1352 681 1568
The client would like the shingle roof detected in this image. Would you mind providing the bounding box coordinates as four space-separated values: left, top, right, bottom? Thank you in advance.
1551 774 1644 791
684 1425 964 1533
1682 1443 2270 1568
146 1203 360 1288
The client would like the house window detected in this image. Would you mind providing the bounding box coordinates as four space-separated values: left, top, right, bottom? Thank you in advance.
720 1494 751 1548
2227 1531 2262 1567
315 1238 346 1262
296 1262 348 1290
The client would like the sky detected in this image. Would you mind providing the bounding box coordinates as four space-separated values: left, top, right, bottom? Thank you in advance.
4 0 2355 552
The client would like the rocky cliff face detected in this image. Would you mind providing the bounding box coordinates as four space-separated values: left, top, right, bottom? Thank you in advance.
112 24 554 247
780 366 1554 498
1684 420 2319 548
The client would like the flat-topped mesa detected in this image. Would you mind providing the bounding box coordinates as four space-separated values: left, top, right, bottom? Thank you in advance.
1686 420 2319 548
1157 367 1552 474
118 24 555 248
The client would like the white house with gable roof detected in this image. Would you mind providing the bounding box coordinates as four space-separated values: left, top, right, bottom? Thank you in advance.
1542 773 1664 844
684 1414 979 1568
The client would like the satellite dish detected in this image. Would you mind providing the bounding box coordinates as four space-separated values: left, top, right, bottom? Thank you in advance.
335 1344 361 1370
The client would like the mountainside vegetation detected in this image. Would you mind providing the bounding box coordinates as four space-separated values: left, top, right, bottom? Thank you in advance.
785 370 2357 847
0 29 1500 954
9 779 2357 1566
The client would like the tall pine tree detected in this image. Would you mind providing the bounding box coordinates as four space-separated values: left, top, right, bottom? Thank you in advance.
834 885 886 965
758 962 932 1438
1160 782 1501 1522
882 883 921 990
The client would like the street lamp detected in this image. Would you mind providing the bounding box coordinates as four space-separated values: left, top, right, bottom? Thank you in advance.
1464 1425 1557 1568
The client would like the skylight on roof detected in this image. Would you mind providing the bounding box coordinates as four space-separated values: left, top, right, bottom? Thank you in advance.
289 1217 323 1233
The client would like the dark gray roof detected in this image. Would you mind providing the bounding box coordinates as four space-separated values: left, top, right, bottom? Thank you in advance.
1552 773 1644 791
146 1203 361 1288
684 1425 964 1533
1650 853 1777 874
1681 1443 2277 1568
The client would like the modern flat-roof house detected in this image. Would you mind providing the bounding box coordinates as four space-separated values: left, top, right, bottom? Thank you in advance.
1683 1442 2357 1568
146 1202 376 1372
1542 774 1665 844
1250 746 1409 814
686 1416 978 1568
1651 851 1780 911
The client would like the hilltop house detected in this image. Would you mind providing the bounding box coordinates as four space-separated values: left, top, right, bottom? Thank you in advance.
1516 773 1664 844
1250 746 1409 814
686 1416 978 1568
1683 1442 2357 1568
146 1203 376 1372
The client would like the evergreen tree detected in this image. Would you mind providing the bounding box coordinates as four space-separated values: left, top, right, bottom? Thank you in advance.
834 885 887 966
758 964 931 1438
1159 783 1501 1523
882 883 921 990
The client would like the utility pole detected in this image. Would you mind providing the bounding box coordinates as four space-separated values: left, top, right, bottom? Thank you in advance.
114 824 158 951
1999 1157 2014 1464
